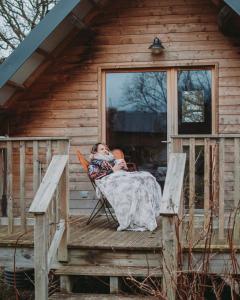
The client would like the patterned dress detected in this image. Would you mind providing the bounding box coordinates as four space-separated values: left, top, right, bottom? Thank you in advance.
88 158 162 231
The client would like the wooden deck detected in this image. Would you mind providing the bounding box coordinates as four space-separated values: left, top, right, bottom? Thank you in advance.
0 215 162 250
0 215 163 276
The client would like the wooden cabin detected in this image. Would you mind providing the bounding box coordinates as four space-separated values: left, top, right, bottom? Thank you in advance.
1 0 240 299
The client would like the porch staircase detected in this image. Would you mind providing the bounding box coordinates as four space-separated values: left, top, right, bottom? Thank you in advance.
29 153 186 300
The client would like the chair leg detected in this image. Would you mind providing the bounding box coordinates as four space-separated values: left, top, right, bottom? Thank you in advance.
86 195 118 226
105 202 118 224
86 199 104 225
102 197 118 225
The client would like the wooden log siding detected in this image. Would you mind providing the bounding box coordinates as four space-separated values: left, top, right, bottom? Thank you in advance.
4 0 240 213
172 135 240 242
0 138 69 232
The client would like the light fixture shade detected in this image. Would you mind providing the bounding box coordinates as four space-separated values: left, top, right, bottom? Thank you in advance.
149 37 164 54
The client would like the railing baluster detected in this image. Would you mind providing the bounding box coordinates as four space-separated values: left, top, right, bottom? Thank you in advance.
0 149 4 216
233 138 240 241
20 141 26 231
189 138 195 242
204 138 210 232
46 141 55 236
7 141 13 233
212 140 218 215
33 141 39 195
219 138 225 240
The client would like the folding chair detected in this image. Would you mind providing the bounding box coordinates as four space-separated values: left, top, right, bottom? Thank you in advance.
76 150 118 225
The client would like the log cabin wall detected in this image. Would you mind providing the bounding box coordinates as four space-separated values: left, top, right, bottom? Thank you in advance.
5 0 240 214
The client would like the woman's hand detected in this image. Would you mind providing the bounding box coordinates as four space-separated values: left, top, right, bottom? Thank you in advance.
112 164 123 172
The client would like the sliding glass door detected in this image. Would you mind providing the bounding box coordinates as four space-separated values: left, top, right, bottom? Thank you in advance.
105 71 167 187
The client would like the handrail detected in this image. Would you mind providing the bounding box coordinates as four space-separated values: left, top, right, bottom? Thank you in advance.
171 134 240 138
160 153 186 216
29 155 68 214
29 154 69 300
0 136 69 141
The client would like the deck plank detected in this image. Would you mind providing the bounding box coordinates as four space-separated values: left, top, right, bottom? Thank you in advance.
55 265 162 277
49 293 155 300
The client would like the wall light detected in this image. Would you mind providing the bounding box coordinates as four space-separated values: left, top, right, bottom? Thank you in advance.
149 37 164 54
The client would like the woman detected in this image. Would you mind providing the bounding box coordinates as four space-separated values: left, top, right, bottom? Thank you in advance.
88 143 162 231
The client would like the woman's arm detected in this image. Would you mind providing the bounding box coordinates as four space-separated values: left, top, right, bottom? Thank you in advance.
88 163 113 180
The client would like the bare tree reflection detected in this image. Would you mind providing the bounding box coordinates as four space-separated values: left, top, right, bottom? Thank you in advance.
121 72 167 113
178 70 211 123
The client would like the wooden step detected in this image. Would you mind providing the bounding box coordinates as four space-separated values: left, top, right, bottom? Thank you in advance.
49 293 155 300
54 265 162 277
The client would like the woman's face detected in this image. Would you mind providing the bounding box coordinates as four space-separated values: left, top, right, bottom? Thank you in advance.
97 144 109 155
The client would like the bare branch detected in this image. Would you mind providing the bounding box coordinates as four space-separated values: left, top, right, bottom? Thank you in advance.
0 0 59 61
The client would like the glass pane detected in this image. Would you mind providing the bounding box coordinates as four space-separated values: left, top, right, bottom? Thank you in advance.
106 71 167 186
178 69 212 134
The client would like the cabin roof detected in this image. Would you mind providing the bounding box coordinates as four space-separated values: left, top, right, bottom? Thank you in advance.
224 0 240 15
0 0 104 106
0 0 239 107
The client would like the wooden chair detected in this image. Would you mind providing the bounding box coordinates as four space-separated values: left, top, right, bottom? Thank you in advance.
76 150 118 225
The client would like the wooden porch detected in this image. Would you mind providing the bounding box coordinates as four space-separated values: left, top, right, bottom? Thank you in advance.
1 135 240 299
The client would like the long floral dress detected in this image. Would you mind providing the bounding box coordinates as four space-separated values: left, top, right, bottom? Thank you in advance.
88 159 162 231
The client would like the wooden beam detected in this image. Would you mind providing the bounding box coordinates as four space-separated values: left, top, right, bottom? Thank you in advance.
162 216 177 300
35 47 53 60
29 155 68 214
88 0 105 10
6 80 26 90
70 13 90 30
211 0 222 7
110 277 119 294
34 214 48 300
48 220 65 271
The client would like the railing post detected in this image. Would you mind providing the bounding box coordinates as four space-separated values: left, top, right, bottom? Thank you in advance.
34 213 48 300
58 164 69 262
7 141 13 233
162 216 177 300
189 138 195 245
204 138 210 232
33 141 39 195
219 138 225 241
20 141 26 231
233 138 240 241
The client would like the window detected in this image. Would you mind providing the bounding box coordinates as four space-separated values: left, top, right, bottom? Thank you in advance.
178 69 212 134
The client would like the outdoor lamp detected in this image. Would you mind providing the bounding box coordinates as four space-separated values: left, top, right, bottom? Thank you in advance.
149 37 164 54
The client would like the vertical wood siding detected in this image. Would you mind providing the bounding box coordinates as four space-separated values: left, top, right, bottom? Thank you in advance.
6 0 240 214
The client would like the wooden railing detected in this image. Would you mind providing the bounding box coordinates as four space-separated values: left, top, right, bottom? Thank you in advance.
171 134 240 243
29 155 69 300
160 153 186 300
0 137 69 233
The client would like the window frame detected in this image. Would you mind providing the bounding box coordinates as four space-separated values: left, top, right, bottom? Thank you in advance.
99 63 217 145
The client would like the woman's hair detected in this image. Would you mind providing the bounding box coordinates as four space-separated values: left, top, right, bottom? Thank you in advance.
91 143 103 154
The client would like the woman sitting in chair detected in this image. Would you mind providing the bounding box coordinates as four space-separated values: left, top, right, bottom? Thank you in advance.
88 143 162 232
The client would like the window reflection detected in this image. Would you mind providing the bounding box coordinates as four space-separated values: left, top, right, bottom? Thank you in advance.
178 69 212 134
106 72 167 186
